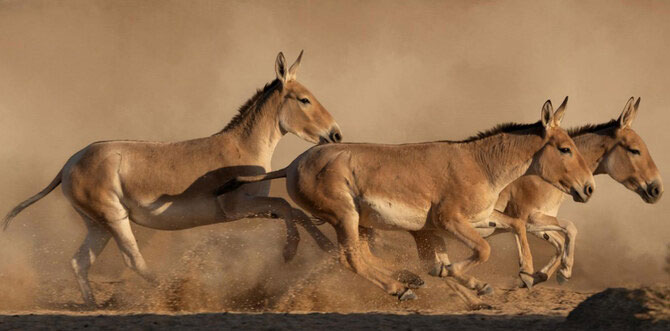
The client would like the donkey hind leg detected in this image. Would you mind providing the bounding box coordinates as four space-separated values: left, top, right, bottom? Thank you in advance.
334 213 415 300
359 227 424 289
439 219 493 296
106 217 156 284
71 211 112 307
410 230 491 309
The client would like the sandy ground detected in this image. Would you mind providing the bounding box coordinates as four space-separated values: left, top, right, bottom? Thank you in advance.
3 226 667 330
0 286 586 330
1 286 667 330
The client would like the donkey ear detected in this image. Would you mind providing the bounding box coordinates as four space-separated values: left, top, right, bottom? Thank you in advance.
541 100 554 128
618 96 637 128
552 96 568 127
287 50 304 81
275 52 288 83
634 97 641 111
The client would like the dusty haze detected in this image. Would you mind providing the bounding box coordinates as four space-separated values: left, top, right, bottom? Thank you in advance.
0 0 668 311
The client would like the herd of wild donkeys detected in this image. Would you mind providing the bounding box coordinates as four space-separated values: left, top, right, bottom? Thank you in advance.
3 52 663 307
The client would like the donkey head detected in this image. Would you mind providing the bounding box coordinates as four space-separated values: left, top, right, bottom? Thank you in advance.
600 97 663 203
274 51 342 144
531 97 596 202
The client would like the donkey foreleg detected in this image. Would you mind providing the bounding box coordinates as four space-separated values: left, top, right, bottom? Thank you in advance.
527 213 577 282
529 230 565 283
436 216 494 296
218 194 302 261
484 211 540 288
217 194 334 261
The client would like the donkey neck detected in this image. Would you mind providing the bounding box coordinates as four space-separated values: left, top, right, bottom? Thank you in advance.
213 86 285 167
469 131 545 192
572 129 617 175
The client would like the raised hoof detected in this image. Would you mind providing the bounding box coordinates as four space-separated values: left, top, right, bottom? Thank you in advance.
556 272 571 285
394 270 425 289
477 284 494 296
532 271 548 285
397 288 418 301
519 271 534 290
469 302 493 310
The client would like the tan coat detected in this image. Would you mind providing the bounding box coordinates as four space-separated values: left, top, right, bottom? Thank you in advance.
220 98 595 300
3 51 341 306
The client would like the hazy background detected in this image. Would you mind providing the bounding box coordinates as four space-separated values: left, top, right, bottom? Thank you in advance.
0 0 668 310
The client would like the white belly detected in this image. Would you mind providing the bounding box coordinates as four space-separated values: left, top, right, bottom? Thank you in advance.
358 196 429 231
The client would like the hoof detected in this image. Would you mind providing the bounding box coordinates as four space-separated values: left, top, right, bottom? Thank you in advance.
477 284 494 296
557 272 571 285
429 265 441 277
398 288 417 301
532 271 548 285
429 264 449 278
469 302 493 310
519 271 534 290
394 270 425 289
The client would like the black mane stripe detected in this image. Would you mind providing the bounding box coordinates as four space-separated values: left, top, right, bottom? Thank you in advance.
445 119 619 144
217 79 282 134
446 121 543 143
567 119 618 137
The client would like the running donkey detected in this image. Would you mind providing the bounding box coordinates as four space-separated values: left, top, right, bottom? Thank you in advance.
219 97 595 299
407 97 663 289
3 51 340 306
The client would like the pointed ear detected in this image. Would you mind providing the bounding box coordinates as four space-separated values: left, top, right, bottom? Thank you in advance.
541 100 554 128
634 97 641 111
287 50 303 81
552 96 568 127
618 96 637 128
275 52 288 83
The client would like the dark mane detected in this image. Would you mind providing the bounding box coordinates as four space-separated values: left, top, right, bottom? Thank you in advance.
217 79 282 134
451 121 543 143
567 119 618 137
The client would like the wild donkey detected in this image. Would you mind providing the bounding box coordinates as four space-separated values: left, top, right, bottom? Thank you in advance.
219 98 595 300
372 97 663 289
480 97 662 285
3 51 340 306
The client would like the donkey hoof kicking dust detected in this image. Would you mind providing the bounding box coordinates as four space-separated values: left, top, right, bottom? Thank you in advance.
219 97 596 300
3 51 341 307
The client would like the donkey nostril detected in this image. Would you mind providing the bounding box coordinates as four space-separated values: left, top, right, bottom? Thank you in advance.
584 184 593 197
330 131 342 143
650 186 660 197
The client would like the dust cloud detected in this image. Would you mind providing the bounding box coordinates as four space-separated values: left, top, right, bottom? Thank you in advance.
0 0 668 312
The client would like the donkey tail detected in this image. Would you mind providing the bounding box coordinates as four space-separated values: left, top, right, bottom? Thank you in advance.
3 169 63 231
215 168 287 196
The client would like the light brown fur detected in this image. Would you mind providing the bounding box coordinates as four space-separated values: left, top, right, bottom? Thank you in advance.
2 51 341 307
477 97 662 285
221 98 596 299
371 97 663 289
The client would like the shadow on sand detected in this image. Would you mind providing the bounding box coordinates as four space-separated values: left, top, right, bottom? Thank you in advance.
0 312 573 330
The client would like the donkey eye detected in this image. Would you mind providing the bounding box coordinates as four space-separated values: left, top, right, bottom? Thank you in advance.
558 147 571 155
298 97 310 104
627 147 640 155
